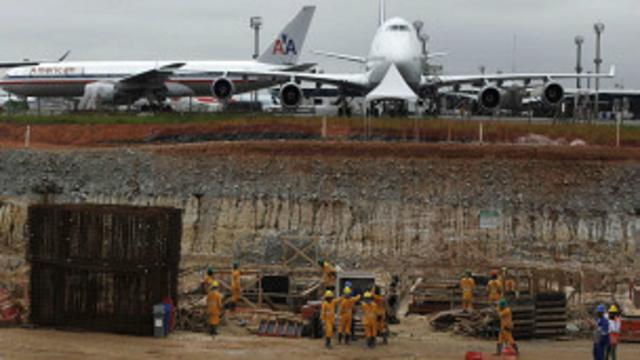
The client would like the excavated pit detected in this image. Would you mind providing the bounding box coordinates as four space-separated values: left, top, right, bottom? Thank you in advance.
0 141 639 320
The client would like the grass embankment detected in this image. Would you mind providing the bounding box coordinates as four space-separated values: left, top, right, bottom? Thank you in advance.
1 113 639 147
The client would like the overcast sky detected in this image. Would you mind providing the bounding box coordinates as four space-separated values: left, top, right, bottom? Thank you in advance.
0 0 637 87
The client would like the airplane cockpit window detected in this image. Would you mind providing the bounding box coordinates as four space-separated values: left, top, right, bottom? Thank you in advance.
388 24 411 32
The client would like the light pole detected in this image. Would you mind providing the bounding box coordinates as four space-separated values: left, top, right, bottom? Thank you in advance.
574 36 584 89
250 16 263 108
250 16 263 60
594 22 605 120
574 36 584 122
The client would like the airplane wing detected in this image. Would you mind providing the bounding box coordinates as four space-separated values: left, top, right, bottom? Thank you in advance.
312 50 367 64
425 65 616 87
218 68 372 90
282 63 317 72
119 62 186 86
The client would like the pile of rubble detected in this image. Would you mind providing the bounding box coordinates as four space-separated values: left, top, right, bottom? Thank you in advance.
430 309 498 339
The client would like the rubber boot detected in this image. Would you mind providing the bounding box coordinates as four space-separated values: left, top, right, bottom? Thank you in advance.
495 344 503 355
325 337 332 349
345 334 350 345
382 330 389 345
513 343 519 355
338 333 343 344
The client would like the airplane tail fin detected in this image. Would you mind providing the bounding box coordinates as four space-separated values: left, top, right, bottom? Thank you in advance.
379 0 386 27
258 6 316 66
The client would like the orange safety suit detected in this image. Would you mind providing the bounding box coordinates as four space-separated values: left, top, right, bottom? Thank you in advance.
460 276 475 310
487 279 503 302
372 293 386 334
504 278 516 293
338 295 361 336
361 301 379 339
231 270 241 303
207 290 223 326
498 307 515 346
322 262 337 289
320 298 338 338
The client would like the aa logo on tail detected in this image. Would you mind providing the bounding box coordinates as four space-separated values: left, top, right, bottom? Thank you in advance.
272 34 297 56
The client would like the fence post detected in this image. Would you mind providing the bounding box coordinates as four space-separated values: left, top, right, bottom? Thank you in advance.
25 125 31 148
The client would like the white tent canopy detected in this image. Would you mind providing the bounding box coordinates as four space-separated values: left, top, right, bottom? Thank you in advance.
365 63 419 103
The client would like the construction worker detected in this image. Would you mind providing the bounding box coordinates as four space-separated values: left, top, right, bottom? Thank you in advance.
503 267 516 294
318 259 337 291
202 266 215 293
320 290 338 349
230 261 241 310
337 287 360 345
593 304 609 360
460 269 475 312
361 291 378 349
487 269 503 303
372 286 389 345
206 281 223 335
496 299 519 355
607 304 621 360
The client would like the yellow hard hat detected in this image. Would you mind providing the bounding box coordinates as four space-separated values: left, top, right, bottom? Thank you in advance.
343 287 352 295
324 290 334 298
211 280 220 288
363 291 372 299
609 305 619 313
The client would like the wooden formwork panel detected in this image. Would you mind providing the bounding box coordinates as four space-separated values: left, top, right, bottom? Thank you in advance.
28 204 182 336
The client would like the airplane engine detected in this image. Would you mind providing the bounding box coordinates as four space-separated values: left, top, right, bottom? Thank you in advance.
212 78 236 101
279 82 304 108
79 82 117 110
536 82 565 106
478 86 503 110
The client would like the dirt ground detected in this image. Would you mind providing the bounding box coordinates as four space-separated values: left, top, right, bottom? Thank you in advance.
1 322 638 360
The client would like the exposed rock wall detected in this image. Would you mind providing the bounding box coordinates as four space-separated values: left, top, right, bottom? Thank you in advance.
0 146 638 273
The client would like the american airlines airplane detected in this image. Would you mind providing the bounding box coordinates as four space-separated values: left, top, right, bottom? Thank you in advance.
219 0 615 113
0 6 315 110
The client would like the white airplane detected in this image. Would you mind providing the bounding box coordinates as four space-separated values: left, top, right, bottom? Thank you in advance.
219 0 616 113
0 6 316 110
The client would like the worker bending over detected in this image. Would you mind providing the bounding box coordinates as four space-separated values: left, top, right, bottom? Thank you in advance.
202 266 215 293
338 287 360 345
207 281 223 336
320 290 338 349
460 269 475 312
318 259 337 292
361 291 378 349
230 261 241 310
487 269 503 303
372 286 389 345
496 299 519 355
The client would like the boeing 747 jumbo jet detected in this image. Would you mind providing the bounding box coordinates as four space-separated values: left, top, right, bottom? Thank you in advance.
0 6 315 110
219 0 615 114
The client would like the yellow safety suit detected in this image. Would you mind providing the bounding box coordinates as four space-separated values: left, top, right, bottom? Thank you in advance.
487 279 503 302
361 302 379 339
504 278 516 293
498 307 515 346
322 262 337 289
320 298 338 338
231 270 241 303
460 276 475 310
372 293 386 334
338 295 360 336
207 290 223 326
